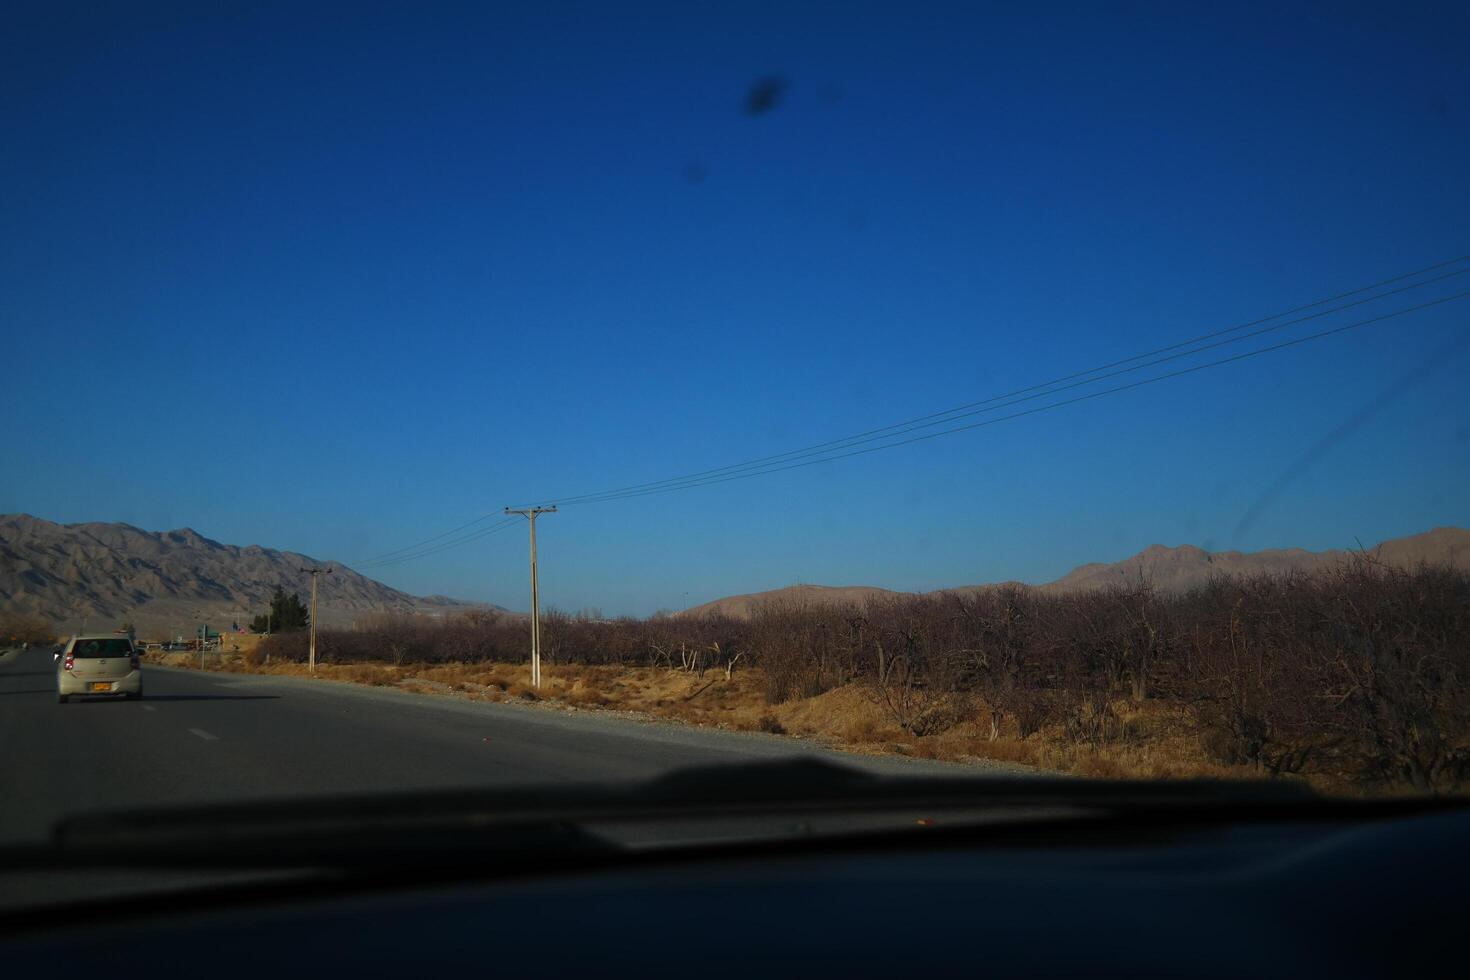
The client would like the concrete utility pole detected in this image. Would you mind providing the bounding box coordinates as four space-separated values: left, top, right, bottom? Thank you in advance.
300 566 332 673
504 506 556 688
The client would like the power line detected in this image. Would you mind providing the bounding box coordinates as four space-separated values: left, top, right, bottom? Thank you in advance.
353 518 521 570
1230 328 1470 543
351 510 505 564
539 289 1470 505
546 269 1470 507
533 255 1470 507
355 518 519 569
354 255 1469 567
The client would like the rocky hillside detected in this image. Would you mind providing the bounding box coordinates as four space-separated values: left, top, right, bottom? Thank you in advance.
682 527 1470 620
0 514 498 638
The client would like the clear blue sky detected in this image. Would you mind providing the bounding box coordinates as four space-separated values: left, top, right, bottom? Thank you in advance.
3 1 1468 615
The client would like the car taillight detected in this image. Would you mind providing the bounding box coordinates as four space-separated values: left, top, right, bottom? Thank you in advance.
63 654 74 671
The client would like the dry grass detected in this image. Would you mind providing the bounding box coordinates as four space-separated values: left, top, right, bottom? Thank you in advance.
152 652 1308 785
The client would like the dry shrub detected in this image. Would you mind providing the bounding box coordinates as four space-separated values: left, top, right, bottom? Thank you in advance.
1064 695 1134 747
844 715 880 742
1 611 55 645
563 680 610 707
750 598 856 702
1072 753 1129 779
968 737 1043 768
335 664 396 687
1181 559 1469 792
162 556 1468 794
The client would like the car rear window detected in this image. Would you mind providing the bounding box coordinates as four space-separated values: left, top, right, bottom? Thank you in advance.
71 639 135 658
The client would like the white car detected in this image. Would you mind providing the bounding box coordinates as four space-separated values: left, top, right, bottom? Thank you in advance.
57 635 143 702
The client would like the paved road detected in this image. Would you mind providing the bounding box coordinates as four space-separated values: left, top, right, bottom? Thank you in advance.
0 646 1017 844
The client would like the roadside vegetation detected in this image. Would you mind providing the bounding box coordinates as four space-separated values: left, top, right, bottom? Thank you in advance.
249 588 310 634
163 555 1469 795
1 611 54 646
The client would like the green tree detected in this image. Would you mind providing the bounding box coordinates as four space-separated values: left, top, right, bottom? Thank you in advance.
250 587 310 633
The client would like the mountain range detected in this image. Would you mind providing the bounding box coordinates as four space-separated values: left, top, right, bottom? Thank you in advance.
0 514 494 639
4 515 1466 635
680 526 1470 619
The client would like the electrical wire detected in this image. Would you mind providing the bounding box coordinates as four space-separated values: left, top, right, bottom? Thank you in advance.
351 511 506 565
544 269 1470 507
544 290 1470 505
353 518 521 570
534 255 1470 507
354 255 1470 566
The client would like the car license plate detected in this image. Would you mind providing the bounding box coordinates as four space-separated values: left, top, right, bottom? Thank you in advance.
88 682 112 692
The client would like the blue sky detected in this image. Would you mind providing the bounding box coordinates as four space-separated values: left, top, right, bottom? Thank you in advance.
3 1 1468 615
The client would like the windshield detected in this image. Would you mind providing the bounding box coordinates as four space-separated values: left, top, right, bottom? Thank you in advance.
0 2 1466 902
69 639 135 658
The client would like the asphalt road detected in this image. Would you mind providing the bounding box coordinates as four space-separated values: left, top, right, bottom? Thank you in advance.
0 645 1018 845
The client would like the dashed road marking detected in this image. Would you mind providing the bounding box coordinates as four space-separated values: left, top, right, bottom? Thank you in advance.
188 728 219 741
141 704 157 712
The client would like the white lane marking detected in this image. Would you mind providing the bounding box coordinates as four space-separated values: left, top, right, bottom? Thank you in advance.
188 728 220 741
142 704 157 712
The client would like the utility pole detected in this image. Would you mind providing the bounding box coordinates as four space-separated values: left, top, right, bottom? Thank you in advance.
504 506 556 688
300 566 332 673
193 609 204 667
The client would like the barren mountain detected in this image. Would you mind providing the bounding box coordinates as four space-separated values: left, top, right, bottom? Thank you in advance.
1034 527 1469 594
682 527 1470 620
0 514 500 638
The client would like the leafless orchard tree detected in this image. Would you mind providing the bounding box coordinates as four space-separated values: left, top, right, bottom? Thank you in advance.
238 556 1468 793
